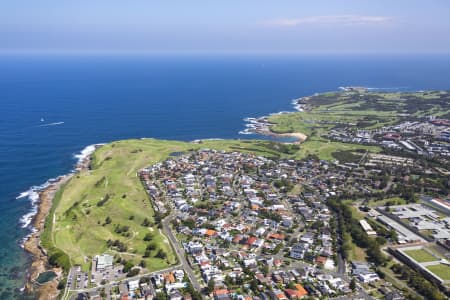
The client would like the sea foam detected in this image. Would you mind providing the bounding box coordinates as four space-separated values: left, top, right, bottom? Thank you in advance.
17 143 103 245
74 144 104 164
17 183 48 229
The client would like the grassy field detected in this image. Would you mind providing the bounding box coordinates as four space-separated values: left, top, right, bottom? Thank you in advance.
350 239 367 262
404 249 438 263
294 137 380 161
367 197 407 207
426 264 450 280
43 138 293 272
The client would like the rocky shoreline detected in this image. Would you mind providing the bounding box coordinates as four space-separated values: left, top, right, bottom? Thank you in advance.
22 174 70 299
239 97 309 143
22 146 97 299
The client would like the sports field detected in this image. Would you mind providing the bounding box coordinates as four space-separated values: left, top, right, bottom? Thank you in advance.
426 264 450 280
404 248 437 263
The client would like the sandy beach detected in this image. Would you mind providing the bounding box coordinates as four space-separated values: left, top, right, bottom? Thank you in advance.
278 131 308 143
253 126 308 144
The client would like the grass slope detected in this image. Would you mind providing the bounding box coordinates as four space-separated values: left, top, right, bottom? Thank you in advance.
44 138 292 272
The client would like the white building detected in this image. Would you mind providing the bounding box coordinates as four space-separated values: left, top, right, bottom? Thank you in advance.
357 272 380 283
95 254 113 271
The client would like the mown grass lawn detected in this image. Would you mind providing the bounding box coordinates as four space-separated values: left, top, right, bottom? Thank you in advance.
294 137 380 161
367 197 406 207
404 249 437 263
426 264 450 280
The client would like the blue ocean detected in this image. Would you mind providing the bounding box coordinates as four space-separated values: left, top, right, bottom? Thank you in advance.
1 54 450 296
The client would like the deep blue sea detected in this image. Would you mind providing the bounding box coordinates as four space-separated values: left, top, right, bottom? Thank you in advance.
1 54 450 296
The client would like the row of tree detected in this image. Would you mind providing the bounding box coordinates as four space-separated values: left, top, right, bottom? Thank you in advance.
328 199 387 266
391 263 446 300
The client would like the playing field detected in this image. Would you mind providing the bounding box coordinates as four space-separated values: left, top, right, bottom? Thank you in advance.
426 264 450 280
404 248 437 263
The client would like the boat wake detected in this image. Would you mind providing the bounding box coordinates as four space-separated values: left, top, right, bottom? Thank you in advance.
38 121 64 127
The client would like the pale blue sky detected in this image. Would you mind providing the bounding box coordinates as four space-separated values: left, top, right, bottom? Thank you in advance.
1 0 450 54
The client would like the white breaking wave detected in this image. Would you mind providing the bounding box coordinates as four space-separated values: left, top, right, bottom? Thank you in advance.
20 209 38 229
17 182 49 229
199 138 225 141
191 138 225 143
16 191 31 200
365 87 408 91
239 129 254 135
339 86 408 91
38 121 64 127
18 143 104 247
73 143 104 165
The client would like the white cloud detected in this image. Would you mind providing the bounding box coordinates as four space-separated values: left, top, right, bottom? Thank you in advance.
265 15 391 27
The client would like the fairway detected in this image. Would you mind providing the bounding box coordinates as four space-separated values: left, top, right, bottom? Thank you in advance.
294 137 380 161
426 264 450 280
404 249 437 263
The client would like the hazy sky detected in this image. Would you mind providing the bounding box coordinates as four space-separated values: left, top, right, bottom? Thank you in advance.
2 0 450 54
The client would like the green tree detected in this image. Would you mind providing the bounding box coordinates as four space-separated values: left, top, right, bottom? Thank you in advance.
155 292 168 300
122 261 134 273
143 233 153 241
155 249 167 259
146 243 157 251
350 278 356 291
127 268 140 277
207 279 215 293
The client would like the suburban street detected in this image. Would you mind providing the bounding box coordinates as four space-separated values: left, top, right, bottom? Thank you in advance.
162 213 203 292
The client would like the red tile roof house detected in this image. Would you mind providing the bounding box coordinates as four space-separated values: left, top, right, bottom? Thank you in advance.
294 284 308 298
284 289 300 300
214 288 230 300
246 236 257 247
284 286 308 299
232 234 243 244
267 233 285 241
